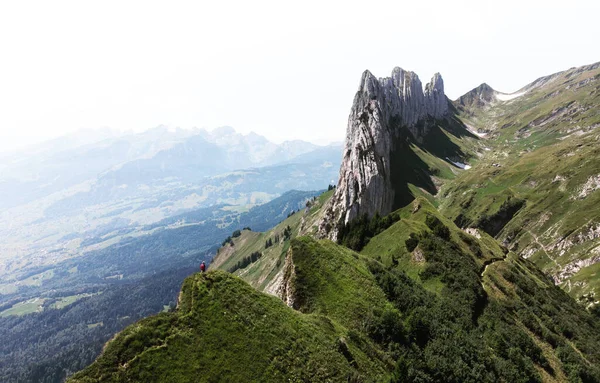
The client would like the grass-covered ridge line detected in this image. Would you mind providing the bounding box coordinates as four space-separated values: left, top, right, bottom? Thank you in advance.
68 271 389 383
287 237 391 333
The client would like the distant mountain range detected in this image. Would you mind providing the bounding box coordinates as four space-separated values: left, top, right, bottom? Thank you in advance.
0 124 340 382
0 127 341 281
0 126 336 209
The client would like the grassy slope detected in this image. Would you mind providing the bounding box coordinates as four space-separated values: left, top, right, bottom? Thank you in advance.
69 196 600 382
361 199 505 267
440 64 600 302
481 252 600 382
386 116 486 209
210 189 335 293
68 271 388 383
289 237 391 333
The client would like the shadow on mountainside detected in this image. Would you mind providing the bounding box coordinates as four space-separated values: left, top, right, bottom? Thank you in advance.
442 103 479 139
390 131 437 209
390 114 475 210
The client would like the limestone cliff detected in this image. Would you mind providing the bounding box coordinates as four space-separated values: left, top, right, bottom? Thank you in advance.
319 67 449 239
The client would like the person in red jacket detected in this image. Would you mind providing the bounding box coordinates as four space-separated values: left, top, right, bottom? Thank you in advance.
200 261 206 273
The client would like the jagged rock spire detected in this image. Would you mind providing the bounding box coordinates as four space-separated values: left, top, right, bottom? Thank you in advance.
425 73 448 118
319 67 449 239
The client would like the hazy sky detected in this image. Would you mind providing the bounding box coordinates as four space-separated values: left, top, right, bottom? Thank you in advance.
0 0 598 152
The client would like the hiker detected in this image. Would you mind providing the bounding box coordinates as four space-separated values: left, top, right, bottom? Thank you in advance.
200 261 206 273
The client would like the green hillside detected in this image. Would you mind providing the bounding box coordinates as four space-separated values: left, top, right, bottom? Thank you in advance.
441 63 600 302
68 271 389 383
284 237 392 332
364 200 600 382
70 196 600 382
210 198 600 382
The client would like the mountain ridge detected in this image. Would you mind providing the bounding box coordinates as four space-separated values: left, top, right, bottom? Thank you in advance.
67 61 600 382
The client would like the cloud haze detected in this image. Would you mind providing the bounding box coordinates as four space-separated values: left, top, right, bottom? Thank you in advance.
0 0 598 152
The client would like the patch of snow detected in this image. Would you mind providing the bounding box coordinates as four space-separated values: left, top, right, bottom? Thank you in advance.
465 124 488 138
446 158 471 170
496 91 526 101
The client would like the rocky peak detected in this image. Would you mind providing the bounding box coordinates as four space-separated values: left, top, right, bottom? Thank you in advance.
425 73 449 117
319 67 450 239
457 83 496 108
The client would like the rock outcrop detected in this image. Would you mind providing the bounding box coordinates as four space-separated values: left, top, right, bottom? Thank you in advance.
319 67 449 239
425 73 449 118
276 248 297 308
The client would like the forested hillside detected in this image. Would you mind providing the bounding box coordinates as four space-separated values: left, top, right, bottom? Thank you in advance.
0 268 193 383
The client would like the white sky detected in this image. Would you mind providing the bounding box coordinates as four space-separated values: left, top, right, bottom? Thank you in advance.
0 0 598 152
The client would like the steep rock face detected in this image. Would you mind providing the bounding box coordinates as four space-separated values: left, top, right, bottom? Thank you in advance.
320 67 449 238
276 248 297 308
425 72 449 118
